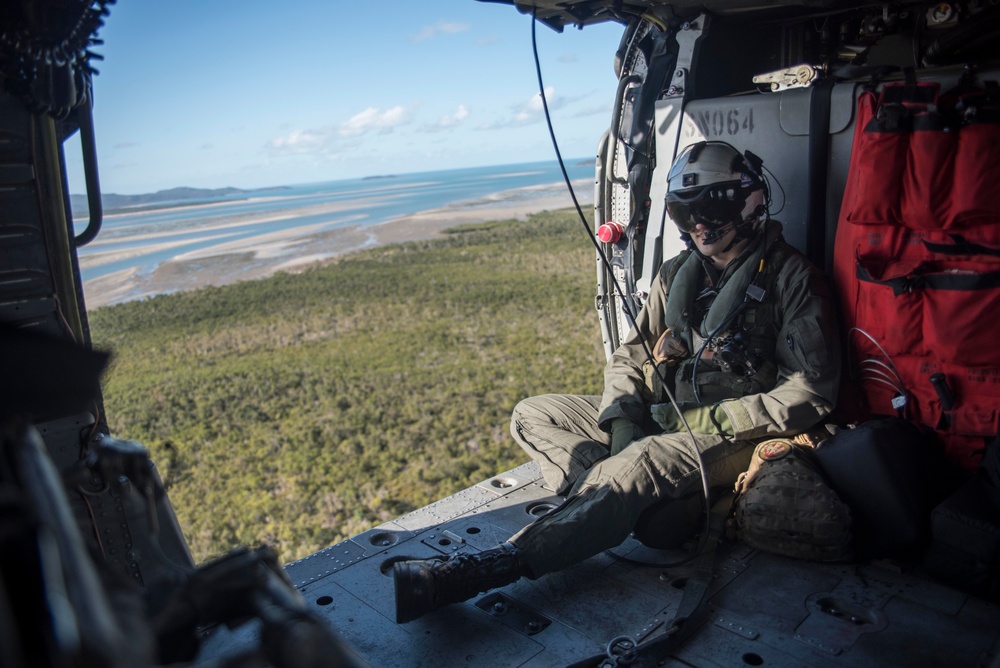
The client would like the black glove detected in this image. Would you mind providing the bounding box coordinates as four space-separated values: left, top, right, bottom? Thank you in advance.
610 418 644 455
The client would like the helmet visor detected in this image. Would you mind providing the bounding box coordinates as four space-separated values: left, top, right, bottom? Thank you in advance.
666 181 750 234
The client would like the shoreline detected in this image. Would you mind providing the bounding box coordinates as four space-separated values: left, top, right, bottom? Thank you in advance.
82 179 595 309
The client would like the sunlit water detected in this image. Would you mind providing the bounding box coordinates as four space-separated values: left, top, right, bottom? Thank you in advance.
75 159 595 282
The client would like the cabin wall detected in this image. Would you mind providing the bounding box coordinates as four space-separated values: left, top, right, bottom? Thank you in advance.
648 64 1000 277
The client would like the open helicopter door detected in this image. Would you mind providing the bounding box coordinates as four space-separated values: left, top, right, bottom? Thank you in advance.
595 15 701 356
0 84 197 587
595 16 689 355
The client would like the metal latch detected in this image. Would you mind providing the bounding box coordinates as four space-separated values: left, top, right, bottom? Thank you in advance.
752 64 824 91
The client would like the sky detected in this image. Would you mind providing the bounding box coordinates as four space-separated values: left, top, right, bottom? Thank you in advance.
63 0 625 196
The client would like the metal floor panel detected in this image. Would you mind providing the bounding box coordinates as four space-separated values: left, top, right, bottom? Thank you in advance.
199 463 1000 667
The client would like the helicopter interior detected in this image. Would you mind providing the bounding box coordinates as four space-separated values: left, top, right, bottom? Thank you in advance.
2 0 1000 666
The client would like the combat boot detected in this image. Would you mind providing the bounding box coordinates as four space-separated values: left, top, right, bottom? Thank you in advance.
393 543 529 623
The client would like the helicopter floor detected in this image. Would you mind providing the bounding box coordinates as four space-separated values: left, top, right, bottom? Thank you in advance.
199 461 1000 667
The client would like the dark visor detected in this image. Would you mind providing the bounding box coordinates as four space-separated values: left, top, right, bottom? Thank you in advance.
666 181 750 233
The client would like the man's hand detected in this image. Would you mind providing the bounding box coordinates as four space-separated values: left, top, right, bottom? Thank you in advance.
610 418 644 455
650 402 733 436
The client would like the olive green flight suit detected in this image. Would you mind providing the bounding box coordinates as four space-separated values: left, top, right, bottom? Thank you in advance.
508 220 841 577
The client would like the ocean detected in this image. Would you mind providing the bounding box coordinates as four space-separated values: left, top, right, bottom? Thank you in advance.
76 159 596 284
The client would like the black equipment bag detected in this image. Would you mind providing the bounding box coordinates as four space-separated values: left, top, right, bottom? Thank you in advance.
812 418 955 559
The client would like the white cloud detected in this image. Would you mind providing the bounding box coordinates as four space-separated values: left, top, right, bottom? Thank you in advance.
423 104 470 132
267 128 335 156
513 86 560 123
339 105 414 137
476 87 594 131
265 105 414 158
558 53 578 63
412 21 470 41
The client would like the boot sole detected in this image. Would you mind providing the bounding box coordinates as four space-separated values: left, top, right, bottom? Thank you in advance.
393 560 433 624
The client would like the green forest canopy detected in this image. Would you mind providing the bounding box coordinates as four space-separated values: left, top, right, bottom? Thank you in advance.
90 210 606 564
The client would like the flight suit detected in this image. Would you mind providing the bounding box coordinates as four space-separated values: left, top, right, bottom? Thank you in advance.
508 220 841 576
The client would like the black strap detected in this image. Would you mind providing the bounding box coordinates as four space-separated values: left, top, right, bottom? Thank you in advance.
615 510 727 663
807 78 835 270
567 511 727 668
871 80 941 132
856 261 1000 295
923 235 1000 258
741 241 792 332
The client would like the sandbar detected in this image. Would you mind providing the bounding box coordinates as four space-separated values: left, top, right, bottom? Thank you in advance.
82 179 594 309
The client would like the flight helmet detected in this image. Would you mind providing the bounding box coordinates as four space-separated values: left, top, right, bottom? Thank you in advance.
665 141 768 244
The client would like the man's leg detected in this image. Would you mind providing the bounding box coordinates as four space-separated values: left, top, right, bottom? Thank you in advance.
394 431 754 621
509 394 610 494
509 431 754 576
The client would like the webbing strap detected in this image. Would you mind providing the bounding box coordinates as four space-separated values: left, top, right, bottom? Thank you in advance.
566 511 727 667
923 236 1000 258
617 511 726 663
807 78 836 270
856 262 1000 295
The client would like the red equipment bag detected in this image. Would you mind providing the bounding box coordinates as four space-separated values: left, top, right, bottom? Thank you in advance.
833 78 1000 471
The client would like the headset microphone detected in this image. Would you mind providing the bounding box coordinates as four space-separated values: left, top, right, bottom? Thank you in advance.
699 224 733 245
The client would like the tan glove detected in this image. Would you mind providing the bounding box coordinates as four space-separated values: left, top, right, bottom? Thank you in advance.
643 329 689 401
652 328 688 363
792 424 839 448
733 438 796 495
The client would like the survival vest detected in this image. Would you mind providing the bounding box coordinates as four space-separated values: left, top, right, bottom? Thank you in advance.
832 77 1000 471
661 237 794 405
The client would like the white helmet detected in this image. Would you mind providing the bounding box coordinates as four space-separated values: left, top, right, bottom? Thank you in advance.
665 141 768 237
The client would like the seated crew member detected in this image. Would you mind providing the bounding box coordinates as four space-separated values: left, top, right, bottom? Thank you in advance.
393 141 842 623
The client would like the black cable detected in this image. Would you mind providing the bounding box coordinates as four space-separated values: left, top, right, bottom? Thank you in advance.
530 11 668 378
691 301 748 404
761 164 783 217
530 9 712 566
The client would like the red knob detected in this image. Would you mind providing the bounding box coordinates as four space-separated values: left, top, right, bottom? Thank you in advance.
597 222 624 244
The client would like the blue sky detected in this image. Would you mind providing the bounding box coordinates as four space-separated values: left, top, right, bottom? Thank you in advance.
63 0 624 196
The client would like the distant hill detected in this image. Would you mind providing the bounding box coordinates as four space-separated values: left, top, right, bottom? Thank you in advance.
70 185 290 216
